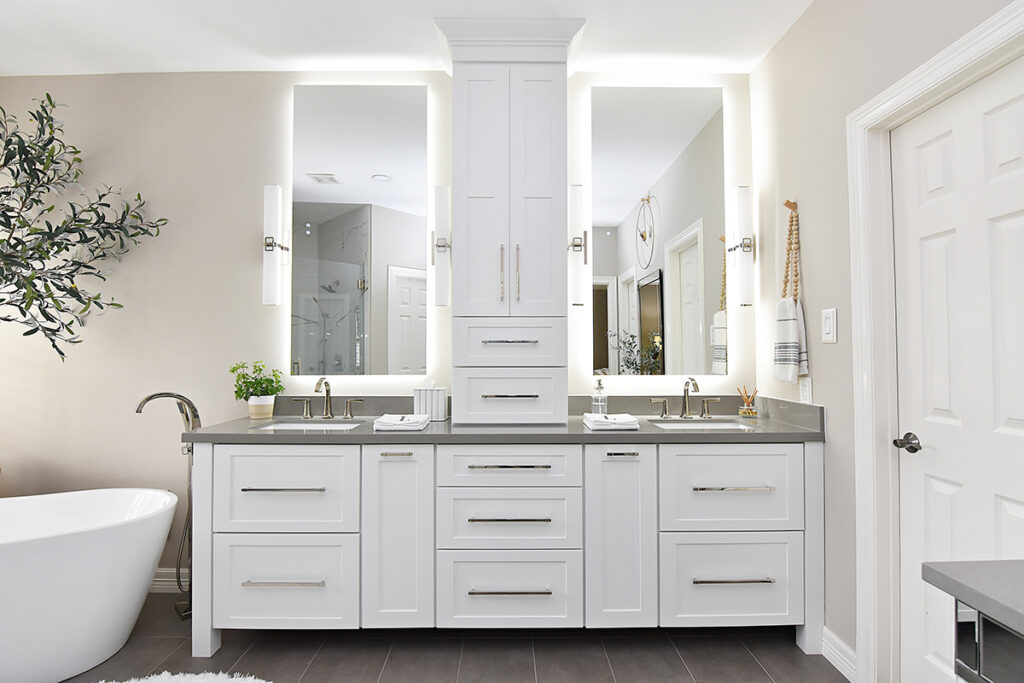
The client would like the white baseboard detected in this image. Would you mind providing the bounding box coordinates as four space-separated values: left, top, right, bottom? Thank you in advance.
822 626 857 682
150 567 189 594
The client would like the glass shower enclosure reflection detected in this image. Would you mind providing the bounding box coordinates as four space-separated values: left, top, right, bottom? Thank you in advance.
291 204 369 375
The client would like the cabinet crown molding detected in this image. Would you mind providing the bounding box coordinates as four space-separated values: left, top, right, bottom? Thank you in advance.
436 18 585 64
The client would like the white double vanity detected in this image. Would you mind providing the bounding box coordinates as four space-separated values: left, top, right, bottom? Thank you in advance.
186 16 825 663
187 418 824 658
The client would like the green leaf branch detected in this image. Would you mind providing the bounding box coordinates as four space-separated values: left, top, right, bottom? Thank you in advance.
0 94 165 358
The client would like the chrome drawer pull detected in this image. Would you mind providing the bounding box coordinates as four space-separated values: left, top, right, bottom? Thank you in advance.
607 451 639 457
692 578 776 585
468 517 552 523
692 486 776 493
242 580 326 587
481 339 540 344
499 244 505 302
240 487 326 493
480 394 540 399
380 451 414 457
468 589 552 596
467 464 552 470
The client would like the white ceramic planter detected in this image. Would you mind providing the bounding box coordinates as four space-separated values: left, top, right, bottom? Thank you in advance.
247 395 275 420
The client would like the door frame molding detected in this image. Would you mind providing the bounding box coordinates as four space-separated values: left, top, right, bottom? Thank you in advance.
846 3 1024 681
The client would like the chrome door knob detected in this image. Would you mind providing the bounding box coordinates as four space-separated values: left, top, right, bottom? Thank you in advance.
893 432 922 453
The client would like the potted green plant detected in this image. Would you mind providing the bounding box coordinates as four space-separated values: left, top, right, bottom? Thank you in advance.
229 361 285 419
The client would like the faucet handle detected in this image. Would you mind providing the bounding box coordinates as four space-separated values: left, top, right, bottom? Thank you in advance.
343 398 365 420
650 398 669 419
700 397 721 419
292 397 313 419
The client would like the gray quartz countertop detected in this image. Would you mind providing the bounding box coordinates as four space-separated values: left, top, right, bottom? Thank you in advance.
923 560 1024 635
183 414 823 445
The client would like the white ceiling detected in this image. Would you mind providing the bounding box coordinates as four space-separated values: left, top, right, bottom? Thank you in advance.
0 1 814 76
293 85 427 216
592 87 722 228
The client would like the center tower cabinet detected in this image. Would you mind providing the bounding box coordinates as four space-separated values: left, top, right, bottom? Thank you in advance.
439 19 583 424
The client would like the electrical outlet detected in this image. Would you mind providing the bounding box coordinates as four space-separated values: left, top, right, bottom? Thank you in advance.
821 308 837 344
799 377 813 404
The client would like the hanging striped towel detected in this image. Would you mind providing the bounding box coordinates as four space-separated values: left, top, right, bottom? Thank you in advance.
774 296 808 382
711 309 727 375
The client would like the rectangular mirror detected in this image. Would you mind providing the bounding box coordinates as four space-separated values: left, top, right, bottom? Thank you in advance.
591 86 726 376
291 85 428 376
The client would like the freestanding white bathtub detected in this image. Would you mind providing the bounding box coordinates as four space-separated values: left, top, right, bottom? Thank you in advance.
0 488 177 683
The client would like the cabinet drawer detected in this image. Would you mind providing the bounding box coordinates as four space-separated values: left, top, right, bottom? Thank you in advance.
659 444 803 531
659 531 804 627
437 487 582 549
437 444 582 487
213 445 360 533
453 317 567 367
452 367 567 424
213 533 359 629
436 550 583 627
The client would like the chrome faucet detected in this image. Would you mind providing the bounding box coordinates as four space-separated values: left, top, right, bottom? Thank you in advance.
135 392 202 621
136 392 202 433
314 377 333 418
682 377 700 418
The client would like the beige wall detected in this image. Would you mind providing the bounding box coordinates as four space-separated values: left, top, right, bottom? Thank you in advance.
0 71 451 566
750 0 1014 647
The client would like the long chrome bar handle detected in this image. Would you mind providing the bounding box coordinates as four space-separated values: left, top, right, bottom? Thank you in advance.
468 589 552 596
499 243 505 302
692 578 776 585
606 451 640 457
240 487 327 493
692 486 776 492
482 339 539 344
380 451 414 457
467 464 552 470
468 517 552 523
515 244 521 302
242 580 326 587
480 394 540 399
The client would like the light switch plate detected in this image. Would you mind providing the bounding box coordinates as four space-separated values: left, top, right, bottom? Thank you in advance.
799 377 813 404
821 308 837 344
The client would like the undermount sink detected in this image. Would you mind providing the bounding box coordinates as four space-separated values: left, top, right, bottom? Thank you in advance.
259 421 362 431
648 418 755 431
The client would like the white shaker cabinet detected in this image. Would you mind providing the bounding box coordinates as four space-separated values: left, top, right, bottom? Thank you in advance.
451 62 567 319
584 444 658 627
360 445 435 628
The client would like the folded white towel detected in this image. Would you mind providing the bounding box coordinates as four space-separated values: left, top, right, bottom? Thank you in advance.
583 413 639 431
774 297 809 383
711 309 727 375
373 414 430 431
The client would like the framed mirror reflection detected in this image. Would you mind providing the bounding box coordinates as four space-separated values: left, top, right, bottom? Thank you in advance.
591 86 726 377
291 85 428 376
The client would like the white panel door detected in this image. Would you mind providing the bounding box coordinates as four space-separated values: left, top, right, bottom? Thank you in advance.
584 445 658 627
360 445 435 627
452 62 510 316
892 54 1024 683
387 267 427 375
677 241 704 374
509 63 567 317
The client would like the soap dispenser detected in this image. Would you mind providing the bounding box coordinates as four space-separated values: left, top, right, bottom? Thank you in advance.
591 379 608 415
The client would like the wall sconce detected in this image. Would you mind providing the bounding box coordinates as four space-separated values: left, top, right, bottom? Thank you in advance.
433 185 452 306
568 184 589 306
262 185 286 305
730 185 755 307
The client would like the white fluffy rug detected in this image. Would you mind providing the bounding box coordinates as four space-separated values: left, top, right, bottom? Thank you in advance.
102 674 270 683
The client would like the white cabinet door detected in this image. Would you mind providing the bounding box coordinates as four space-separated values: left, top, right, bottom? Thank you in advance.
452 62 510 317
509 63 567 318
584 445 658 627
360 445 435 628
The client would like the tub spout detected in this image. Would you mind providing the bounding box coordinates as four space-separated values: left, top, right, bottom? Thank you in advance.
136 392 202 432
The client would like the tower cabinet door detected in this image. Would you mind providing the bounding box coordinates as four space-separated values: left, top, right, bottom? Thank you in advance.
361 445 435 627
509 63 567 318
584 444 658 627
452 62 510 317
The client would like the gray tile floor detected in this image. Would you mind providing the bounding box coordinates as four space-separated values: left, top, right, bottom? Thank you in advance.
65 594 847 682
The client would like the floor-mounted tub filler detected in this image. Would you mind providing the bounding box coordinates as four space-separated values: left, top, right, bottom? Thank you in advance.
0 488 177 683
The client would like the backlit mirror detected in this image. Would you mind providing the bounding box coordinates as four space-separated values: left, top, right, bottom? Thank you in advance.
291 85 427 376
591 87 726 376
